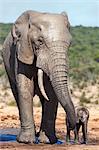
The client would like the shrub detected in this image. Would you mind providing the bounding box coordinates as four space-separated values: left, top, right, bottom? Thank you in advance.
95 100 99 105
79 92 91 104
8 100 16 106
0 68 6 77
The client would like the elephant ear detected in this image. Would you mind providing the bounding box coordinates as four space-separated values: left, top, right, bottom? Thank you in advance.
11 23 34 65
61 11 70 30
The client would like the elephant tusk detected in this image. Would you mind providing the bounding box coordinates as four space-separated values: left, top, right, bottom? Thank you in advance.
38 69 49 101
11 24 17 39
11 24 18 45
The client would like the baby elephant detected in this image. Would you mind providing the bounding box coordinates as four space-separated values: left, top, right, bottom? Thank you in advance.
66 106 89 144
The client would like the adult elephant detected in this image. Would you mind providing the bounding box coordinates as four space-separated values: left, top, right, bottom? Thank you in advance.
2 10 76 144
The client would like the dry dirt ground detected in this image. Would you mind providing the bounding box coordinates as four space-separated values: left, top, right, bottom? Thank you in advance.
0 106 99 150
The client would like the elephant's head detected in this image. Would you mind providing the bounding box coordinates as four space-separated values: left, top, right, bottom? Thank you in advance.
11 11 76 129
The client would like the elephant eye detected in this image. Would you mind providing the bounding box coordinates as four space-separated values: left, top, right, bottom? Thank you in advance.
29 23 31 29
38 36 44 45
15 30 21 39
32 36 44 51
18 33 21 38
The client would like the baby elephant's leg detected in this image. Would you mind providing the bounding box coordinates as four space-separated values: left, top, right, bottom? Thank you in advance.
82 122 88 144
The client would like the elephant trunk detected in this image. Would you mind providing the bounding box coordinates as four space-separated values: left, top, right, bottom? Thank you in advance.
49 43 76 129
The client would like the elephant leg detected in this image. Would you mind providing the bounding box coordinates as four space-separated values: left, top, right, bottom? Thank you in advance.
82 122 87 144
39 97 58 144
66 129 70 143
5 69 35 143
16 74 35 143
16 61 35 143
36 97 49 143
37 74 58 144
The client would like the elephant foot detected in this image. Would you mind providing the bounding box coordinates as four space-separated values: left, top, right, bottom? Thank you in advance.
81 141 87 144
17 128 36 144
74 139 80 144
39 131 49 143
66 136 70 143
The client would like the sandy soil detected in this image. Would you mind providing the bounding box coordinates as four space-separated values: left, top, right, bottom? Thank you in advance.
0 106 99 150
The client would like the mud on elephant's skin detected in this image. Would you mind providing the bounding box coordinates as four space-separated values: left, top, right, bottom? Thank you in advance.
2 10 76 144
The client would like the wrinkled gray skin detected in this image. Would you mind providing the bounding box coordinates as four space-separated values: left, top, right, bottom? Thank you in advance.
66 106 89 144
2 10 76 144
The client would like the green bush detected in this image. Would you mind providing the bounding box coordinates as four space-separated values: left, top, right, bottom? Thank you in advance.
79 92 91 104
69 26 99 84
8 100 16 106
0 68 6 77
0 23 12 44
0 23 99 86
95 100 99 105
